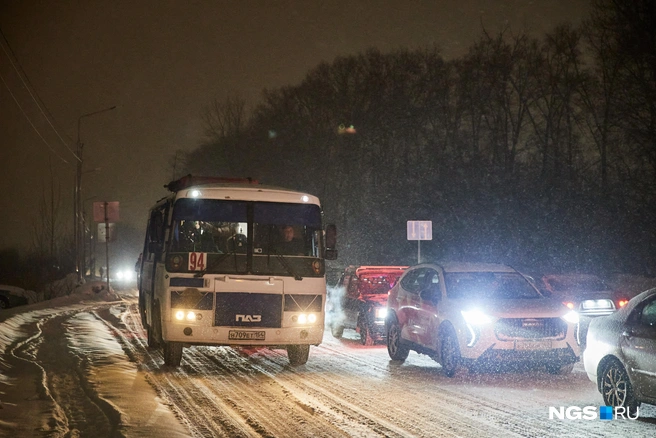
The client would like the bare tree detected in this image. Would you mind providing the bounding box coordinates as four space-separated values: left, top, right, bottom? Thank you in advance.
31 159 64 259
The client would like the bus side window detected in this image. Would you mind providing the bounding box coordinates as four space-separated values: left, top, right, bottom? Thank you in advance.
148 210 165 254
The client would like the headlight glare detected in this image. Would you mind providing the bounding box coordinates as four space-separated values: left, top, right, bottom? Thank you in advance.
461 309 493 325
562 310 580 324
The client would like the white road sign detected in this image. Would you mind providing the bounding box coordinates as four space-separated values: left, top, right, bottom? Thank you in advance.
407 220 432 240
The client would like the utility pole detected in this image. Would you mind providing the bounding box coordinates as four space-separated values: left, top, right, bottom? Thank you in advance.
75 105 116 281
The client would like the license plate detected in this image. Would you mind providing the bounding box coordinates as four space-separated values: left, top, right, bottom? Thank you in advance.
228 330 266 341
516 340 552 350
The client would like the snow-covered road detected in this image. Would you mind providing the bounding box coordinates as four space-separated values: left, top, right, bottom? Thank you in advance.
1 289 654 437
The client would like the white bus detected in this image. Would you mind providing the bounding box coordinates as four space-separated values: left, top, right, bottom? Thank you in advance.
138 175 337 367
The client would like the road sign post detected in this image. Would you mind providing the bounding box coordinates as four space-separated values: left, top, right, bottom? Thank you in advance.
407 220 432 264
93 201 119 291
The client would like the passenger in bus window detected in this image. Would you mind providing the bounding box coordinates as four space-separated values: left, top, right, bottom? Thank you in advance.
274 225 305 255
177 221 220 253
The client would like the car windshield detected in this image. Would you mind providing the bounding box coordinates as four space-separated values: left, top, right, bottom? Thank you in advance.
444 272 542 300
357 273 402 294
546 277 607 292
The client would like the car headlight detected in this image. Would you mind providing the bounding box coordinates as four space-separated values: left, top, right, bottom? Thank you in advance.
461 309 494 325
375 307 387 319
561 310 580 324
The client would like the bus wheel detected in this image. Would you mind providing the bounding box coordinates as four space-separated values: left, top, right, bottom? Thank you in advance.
147 306 161 349
163 341 183 367
287 345 310 366
147 324 160 349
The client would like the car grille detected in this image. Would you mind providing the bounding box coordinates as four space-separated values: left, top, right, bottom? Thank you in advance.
214 292 282 328
495 318 567 340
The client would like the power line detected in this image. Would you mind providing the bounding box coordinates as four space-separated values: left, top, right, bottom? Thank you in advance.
0 70 70 164
0 25 78 162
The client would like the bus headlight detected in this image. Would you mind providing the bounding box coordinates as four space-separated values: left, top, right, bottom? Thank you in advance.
175 310 200 321
291 313 318 325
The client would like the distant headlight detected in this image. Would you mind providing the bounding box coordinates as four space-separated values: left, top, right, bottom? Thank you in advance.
115 269 134 281
375 308 387 319
461 309 494 325
561 310 580 324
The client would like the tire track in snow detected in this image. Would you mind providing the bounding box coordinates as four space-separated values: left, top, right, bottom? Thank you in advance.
106 300 655 438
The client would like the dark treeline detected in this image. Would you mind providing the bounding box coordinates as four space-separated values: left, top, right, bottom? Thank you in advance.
183 0 656 276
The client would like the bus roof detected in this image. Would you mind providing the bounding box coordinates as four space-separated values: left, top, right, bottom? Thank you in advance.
175 184 321 205
161 175 322 206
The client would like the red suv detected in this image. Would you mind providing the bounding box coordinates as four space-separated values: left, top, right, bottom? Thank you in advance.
329 266 407 345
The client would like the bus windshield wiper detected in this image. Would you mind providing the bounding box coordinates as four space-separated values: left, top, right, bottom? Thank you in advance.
194 251 233 277
274 254 303 281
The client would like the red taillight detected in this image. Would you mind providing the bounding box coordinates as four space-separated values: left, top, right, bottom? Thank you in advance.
617 299 629 308
564 302 575 309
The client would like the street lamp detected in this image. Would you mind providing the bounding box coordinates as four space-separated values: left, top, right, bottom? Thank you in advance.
75 105 116 281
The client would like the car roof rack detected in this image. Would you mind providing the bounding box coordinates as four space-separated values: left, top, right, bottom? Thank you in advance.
165 174 260 192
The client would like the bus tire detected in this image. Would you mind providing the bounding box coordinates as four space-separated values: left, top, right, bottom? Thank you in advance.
147 305 162 349
163 341 183 367
146 324 159 349
287 345 310 366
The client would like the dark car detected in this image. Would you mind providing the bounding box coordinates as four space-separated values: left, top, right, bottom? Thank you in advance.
535 274 630 348
0 285 30 309
329 265 407 345
584 287 656 413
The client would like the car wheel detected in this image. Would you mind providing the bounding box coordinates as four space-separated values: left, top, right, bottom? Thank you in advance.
163 341 183 367
0 297 9 309
601 358 639 413
440 330 461 378
387 320 409 361
331 323 344 338
358 317 374 346
546 362 574 375
287 345 310 366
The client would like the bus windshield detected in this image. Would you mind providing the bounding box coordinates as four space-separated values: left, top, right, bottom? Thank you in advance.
168 199 324 273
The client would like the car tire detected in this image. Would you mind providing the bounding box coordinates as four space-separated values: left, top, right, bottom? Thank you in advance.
331 323 344 338
601 358 640 413
163 341 183 367
440 329 461 378
546 362 574 375
387 320 409 361
287 345 310 366
0 297 9 309
358 317 374 346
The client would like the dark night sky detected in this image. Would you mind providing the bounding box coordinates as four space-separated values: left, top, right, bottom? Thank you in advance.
0 0 589 257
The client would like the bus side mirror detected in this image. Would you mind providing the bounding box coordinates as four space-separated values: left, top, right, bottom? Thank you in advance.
325 224 337 260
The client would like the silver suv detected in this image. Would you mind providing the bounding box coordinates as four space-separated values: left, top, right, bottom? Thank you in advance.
386 263 581 376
